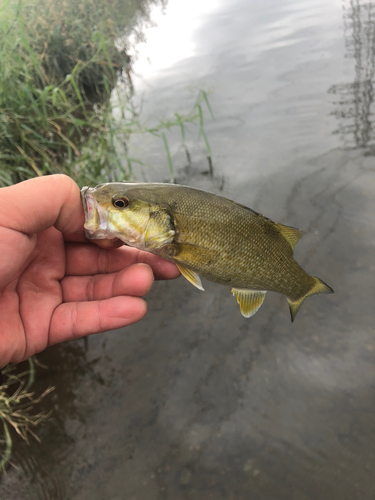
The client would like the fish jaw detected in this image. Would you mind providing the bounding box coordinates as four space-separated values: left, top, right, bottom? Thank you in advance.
81 187 115 240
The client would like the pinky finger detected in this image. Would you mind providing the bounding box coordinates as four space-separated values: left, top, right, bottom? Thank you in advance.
48 296 147 345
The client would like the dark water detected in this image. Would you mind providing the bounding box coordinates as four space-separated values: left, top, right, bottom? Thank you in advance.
1 0 375 499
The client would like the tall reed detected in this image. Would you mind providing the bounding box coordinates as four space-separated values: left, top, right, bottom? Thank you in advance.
0 0 212 187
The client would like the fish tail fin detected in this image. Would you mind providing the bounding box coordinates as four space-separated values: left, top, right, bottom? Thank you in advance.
287 277 334 323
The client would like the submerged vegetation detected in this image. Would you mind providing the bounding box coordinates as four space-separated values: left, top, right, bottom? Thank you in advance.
0 0 213 188
0 359 54 471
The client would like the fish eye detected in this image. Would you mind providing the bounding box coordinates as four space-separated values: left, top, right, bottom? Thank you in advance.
112 196 129 209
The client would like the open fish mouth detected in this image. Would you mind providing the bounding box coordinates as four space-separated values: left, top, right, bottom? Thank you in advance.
81 186 112 239
80 186 90 218
81 186 94 220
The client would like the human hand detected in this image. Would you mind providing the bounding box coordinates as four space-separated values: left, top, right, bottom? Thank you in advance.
0 175 180 368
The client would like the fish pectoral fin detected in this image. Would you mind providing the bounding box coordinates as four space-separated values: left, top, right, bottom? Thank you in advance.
176 264 204 291
145 229 175 248
232 289 267 318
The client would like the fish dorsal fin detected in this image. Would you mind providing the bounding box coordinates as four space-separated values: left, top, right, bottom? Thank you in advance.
232 289 267 318
275 223 304 249
176 264 205 291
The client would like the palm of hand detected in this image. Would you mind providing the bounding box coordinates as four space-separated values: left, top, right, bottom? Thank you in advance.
1 226 65 363
1 225 157 366
0 175 179 367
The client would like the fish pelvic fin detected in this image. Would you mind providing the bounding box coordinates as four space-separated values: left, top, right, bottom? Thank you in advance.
287 277 334 323
275 223 304 250
176 264 205 291
232 289 267 318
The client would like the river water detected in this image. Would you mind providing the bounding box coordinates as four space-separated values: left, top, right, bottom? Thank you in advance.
1 0 375 499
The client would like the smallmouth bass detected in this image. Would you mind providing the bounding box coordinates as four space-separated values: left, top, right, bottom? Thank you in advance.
81 182 333 321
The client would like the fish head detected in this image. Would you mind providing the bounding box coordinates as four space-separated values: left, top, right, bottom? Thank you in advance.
81 183 175 250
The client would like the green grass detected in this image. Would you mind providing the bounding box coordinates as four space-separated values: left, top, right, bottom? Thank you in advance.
0 0 213 187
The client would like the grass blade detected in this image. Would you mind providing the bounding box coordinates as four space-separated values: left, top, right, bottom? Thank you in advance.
161 132 174 182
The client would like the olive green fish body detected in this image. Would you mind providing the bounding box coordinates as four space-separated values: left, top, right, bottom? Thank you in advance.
81 183 333 321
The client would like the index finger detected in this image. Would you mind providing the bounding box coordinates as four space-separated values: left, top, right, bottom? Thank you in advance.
65 242 180 280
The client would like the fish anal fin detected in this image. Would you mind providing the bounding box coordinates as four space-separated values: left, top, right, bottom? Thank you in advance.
176 264 204 291
276 223 304 249
232 289 267 318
